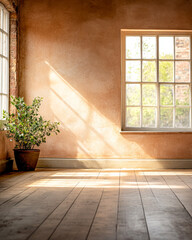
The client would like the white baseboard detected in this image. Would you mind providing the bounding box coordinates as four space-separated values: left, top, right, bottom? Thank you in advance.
37 158 192 169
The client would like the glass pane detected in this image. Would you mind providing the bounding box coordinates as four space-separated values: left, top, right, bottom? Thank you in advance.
160 84 174 106
2 95 8 113
159 37 174 59
142 84 157 106
0 32 2 54
3 11 8 32
159 61 174 82
142 36 156 59
0 58 2 93
175 61 190 83
0 95 2 119
142 107 156 127
175 37 190 59
126 61 141 82
126 107 140 127
0 8 2 29
175 85 190 106
2 58 8 94
142 61 156 82
175 108 190 128
126 36 141 59
160 108 173 128
3 33 8 57
126 84 140 106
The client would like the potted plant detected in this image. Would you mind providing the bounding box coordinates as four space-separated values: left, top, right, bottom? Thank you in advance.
3 96 60 171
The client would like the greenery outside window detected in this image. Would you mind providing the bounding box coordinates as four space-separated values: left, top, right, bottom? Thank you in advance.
121 30 192 132
0 3 9 126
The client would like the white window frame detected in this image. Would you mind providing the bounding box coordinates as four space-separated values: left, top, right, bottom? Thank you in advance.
121 30 192 132
0 3 9 123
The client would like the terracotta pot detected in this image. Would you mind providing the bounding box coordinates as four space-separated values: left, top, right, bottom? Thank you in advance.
14 149 40 171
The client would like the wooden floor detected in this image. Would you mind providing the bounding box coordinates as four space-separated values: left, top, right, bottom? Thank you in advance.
0 169 192 240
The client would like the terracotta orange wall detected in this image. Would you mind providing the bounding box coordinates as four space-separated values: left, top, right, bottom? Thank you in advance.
18 0 192 159
0 131 7 162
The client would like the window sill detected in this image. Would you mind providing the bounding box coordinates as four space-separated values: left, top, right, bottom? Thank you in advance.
120 131 192 134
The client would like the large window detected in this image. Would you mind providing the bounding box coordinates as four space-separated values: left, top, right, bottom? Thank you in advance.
0 3 9 120
121 30 192 132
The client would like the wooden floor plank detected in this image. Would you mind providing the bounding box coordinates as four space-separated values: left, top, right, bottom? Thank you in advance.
117 170 149 240
87 170 120 240
0 169 192 240
161 171 192 217
0 170 54 206
0 170 90 240
177 171 192 190
0 170 63 212
138 170 192 240
28 170 100 240
0 171 34 192
49 170 102 240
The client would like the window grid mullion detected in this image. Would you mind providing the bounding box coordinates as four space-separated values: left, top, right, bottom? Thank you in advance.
173 36 176 128
123 32 192 131
0 5 2 120
0 29 8 35
0 57 2 97
123 33 126 129
140 36 142 128
190 36 192 128
0 54 9 60
157 35 160 128
0 5 9 120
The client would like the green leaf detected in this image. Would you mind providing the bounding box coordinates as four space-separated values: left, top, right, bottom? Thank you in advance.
4 96 60 149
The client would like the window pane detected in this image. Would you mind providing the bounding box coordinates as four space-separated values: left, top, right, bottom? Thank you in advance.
0 8 2 29
2 58 8 94
0 95 3 120
142 84 157 106
160 84 174 106
126 84 140 106
126 107 140 127
175 61 190 83
159 37 174 59
0 95 2 119
3 33 8 57
160 108 173 128
159 61 174 82
142 107 156 127
126 61 141 82
3 11 8 32
2 95 8 113
0 32 2 54
175 108 190 128
142 36 156 59
175 85 190 106
142 61 156 82
0 57 2 93
126 36 141 59
175 37 190 59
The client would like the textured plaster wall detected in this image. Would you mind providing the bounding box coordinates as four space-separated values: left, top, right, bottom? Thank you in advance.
18 0 192 160
0 132 7 161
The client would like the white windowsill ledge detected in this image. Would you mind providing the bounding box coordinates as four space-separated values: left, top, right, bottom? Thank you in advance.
120 131 192 134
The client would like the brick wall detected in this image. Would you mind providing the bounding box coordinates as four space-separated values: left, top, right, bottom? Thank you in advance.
0 0 18 172
9 11 18 112
0 0 18 112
